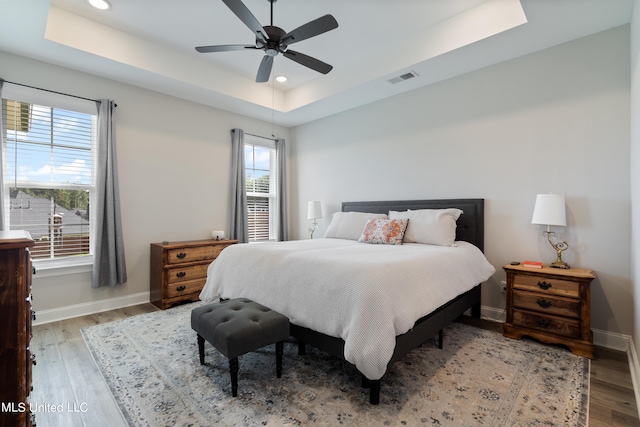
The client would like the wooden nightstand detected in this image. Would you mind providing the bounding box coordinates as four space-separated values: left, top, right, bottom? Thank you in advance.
150 239 237 309
503 264 595 359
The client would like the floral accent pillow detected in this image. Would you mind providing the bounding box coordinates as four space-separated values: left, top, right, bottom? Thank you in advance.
358 219 409 245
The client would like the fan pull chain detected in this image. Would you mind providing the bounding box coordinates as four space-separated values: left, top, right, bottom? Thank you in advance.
271 73 275 138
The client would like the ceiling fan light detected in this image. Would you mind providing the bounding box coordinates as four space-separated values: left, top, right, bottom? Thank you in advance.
276 75 288 83
88 0 110 10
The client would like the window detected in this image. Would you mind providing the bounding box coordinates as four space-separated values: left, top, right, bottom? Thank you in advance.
244 136 277 241
1 89 96 264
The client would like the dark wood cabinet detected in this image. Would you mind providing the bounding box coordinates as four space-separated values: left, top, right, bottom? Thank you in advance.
0 231 35 427
503 264 595 358
150 239 237 309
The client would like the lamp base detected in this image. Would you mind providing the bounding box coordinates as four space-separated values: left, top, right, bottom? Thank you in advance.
543 231 570 270
550 260 570 269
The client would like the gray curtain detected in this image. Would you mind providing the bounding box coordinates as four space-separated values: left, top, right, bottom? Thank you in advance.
230 128 248 243
275 138 288 241
93 99 127 288
0 80 4 231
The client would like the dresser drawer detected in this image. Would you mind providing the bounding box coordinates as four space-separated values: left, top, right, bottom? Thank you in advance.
167 245 225 264
512 274 579 298
166 263 209 284
512 308 580 338
166 278 206 298
512 290 580 318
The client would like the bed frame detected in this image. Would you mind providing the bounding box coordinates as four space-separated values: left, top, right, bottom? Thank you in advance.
289 198 485 404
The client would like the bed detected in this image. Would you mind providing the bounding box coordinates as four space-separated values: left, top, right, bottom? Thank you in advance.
200 198 495 404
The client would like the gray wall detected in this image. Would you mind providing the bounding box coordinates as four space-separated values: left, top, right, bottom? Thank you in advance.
630 0 640 371
290 26 631 337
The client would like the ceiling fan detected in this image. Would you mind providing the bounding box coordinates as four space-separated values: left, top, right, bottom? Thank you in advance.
196 0 338 83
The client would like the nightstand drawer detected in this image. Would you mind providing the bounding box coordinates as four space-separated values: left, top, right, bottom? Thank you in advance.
512 274 579 298
512 290 580 318
166 263 209 284
512 308 580 338
167 245 225 264
166 278 206 298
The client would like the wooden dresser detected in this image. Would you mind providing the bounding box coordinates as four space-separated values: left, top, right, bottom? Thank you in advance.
0 231 35 427
503 264 595 358
150 239 237 309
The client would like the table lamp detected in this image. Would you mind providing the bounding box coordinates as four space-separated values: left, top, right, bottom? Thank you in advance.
531 193 570 269
307 201 322 239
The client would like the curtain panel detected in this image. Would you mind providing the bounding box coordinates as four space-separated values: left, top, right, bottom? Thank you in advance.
230 128 248 243
93 99 127 288
275 138 288 241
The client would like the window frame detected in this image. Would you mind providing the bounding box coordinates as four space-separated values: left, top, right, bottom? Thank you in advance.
1 84 98 272
244 135 278 242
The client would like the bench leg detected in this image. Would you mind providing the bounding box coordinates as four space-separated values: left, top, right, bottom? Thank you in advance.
369 380 380 405
438 329 444 349
197 335 205 365
229 357 239 397
297 340 306 355
361 375 380 404
276 341 283 378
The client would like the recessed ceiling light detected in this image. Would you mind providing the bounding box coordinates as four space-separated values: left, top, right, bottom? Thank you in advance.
88 0 111 10
275 75 288 83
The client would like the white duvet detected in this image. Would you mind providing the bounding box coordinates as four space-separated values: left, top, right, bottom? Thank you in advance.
200 238 495 380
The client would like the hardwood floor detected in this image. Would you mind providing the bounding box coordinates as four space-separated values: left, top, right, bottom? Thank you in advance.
31 305 640 426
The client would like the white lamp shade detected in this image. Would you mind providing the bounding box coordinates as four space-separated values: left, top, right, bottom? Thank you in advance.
531 194 566 226
307 201 322 220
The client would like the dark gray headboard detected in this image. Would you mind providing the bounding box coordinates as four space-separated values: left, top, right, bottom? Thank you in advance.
342 199 485 252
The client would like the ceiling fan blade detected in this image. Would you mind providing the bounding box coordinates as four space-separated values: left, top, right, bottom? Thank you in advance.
195 44 257 53
221 0 267 43
281 14 338 45
283 50 333 74
256 55 274 83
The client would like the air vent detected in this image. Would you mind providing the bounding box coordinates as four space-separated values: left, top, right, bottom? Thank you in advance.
388 71 419 84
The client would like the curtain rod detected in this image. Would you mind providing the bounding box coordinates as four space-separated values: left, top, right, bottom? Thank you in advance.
1 78 117 107
245 132 276 141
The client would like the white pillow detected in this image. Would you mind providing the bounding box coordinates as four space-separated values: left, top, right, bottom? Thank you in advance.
324 212 389 240
388 208 463 246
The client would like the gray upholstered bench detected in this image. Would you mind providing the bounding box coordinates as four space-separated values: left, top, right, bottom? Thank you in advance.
190 298 290 397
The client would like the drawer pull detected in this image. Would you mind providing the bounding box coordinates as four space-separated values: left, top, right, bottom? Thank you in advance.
536 319 551 328
537 281 552 290
176 252 187 259
176 271 186 278
537 299 552 309
176 285 186 292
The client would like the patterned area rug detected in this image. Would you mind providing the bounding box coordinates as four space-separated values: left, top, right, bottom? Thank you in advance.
82 303 589 426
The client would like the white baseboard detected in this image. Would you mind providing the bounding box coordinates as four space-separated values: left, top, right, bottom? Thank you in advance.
33 291 151 325
592 328 630 352
481 305 507 323
627 336 640 420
